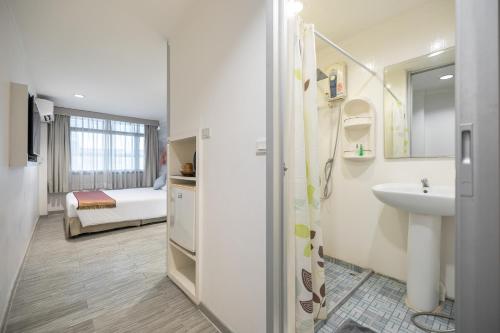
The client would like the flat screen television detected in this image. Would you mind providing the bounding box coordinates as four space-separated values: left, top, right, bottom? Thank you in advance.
28 95 40 162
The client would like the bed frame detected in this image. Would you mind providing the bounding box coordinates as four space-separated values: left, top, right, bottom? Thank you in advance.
64 215 166 237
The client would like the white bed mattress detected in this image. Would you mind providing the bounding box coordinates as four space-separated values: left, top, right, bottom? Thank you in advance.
66 187 167 227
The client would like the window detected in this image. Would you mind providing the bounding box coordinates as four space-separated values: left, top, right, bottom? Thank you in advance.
70 116 145 172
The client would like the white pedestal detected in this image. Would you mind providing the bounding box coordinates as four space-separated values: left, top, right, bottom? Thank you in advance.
406 213 442 312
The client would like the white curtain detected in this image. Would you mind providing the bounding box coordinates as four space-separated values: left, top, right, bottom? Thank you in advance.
288 17 327 333
47 114 71 193
69 116 146 190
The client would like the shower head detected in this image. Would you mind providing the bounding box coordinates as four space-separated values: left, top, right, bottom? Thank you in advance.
317 68 328 81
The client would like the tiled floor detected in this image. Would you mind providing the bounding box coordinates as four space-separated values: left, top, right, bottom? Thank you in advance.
318 273 456 333
324 258 369 312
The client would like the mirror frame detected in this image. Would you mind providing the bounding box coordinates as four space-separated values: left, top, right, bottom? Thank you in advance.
383 47 456 159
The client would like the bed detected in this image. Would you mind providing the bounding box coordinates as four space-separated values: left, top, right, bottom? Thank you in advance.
65 187 167 237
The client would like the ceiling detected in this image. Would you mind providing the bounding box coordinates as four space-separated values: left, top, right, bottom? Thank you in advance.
9 0 195 122
10 0 437 122
301 0 434 47
412 64 455 91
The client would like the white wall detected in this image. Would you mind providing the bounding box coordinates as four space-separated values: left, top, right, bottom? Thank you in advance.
412 88 455 157
411 90 426 155
0 0 39 326
317 0 456 297
170 0 267 332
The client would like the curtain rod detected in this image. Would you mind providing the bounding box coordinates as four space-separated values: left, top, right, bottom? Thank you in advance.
314 30 376 76
314 29 402 104
54 107 160 127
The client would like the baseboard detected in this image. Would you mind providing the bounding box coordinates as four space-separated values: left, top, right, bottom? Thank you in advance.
199 303 233 333
0 216 41 333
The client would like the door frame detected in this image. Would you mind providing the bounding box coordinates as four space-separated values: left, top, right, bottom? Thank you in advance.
269 1 500 332
266 0 286 332
455 0 499 332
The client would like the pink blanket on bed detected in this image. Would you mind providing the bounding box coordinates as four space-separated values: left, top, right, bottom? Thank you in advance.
73 191 116 210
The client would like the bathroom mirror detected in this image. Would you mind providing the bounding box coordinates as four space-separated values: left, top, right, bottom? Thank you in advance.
383 47 455 158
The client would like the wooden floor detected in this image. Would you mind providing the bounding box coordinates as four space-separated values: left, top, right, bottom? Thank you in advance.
5 214 217 333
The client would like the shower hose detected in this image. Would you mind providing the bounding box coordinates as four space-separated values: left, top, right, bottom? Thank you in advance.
410 312 455 332
322 102 341 200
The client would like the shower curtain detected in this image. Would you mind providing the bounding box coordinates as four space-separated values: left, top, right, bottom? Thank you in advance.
289 18 327 333
390 99 410 157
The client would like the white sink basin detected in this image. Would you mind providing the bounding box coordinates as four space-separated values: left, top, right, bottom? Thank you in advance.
372 183 455 216
372 182 455 312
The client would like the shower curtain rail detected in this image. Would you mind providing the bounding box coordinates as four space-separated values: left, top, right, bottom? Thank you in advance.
314 30 376 76
314 29 402 104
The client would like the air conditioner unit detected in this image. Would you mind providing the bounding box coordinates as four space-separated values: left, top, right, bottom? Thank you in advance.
34 98 54 122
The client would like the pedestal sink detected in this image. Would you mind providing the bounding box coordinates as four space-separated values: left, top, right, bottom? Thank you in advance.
372 183 455 312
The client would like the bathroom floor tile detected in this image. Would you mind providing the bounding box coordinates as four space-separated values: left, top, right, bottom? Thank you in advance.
324 258 368 312
318 273 456 333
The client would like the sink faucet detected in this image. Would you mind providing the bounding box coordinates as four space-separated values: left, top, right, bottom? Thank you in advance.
421 178 429 193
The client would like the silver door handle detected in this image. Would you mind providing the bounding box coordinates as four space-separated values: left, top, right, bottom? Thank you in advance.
459 123 473 196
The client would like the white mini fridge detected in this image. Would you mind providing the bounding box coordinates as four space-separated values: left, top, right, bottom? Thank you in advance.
169 184 196 252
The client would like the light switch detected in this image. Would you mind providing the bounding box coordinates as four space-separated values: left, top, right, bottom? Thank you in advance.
202 128 210 139
256 137 266 155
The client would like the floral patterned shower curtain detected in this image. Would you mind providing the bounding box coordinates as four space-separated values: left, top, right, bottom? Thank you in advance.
289 18 327 333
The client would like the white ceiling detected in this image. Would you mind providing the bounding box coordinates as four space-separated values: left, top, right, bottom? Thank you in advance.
412 64 455 91
10 0 437 122
301 0 434 46
9 0 195 122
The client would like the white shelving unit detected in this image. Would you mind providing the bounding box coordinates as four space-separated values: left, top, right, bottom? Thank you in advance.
167 132 200 304
342 98 375 160
169 175 197 182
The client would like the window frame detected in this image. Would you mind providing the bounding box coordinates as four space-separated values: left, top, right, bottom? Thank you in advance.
69 117 146 173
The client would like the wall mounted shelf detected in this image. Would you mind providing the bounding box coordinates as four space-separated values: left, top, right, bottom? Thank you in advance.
343 117 372 129
343 151 374 160
342 98 375 160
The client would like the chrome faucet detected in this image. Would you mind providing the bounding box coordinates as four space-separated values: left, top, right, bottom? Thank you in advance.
421 178 429 193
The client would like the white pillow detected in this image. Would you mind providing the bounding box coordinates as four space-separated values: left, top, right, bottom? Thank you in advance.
153 174 166 190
